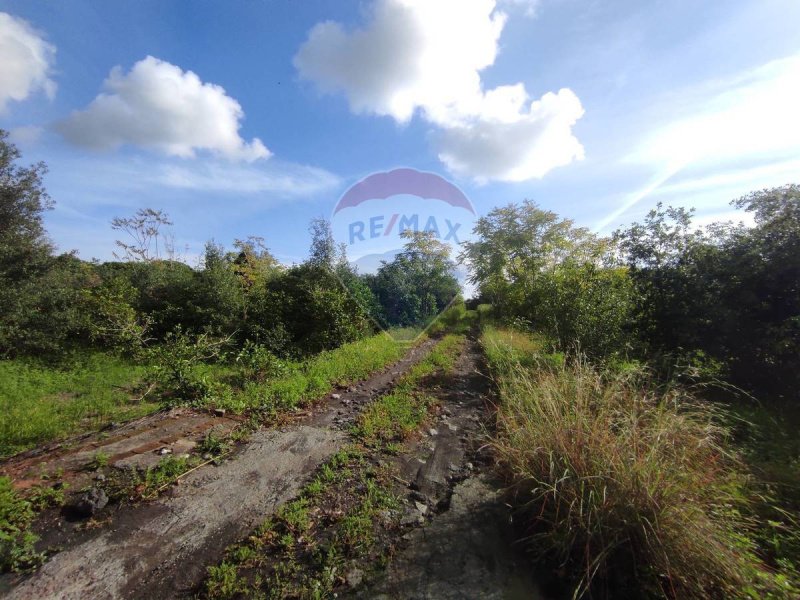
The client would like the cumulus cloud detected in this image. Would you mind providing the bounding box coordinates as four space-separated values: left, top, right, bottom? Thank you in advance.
438 88 585 182
295 0 584 182
0 12 56 112
56 56 269 161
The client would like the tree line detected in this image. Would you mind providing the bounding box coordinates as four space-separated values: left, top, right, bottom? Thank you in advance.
463 190 799 398
0 130 460 363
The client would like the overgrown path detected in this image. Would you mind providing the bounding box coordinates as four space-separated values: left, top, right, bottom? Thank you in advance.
2 339 437 600
348 338 544 599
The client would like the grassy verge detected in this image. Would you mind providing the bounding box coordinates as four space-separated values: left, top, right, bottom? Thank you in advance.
481 326 796 599
354 334 465 448
0 353 155 457
217 332 418 413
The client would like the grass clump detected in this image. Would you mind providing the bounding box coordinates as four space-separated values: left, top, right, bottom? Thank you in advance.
482 326 793 599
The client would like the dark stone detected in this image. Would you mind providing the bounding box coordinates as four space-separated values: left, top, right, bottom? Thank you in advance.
73 488 108 518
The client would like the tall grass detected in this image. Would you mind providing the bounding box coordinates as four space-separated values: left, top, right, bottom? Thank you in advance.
482 326 790 599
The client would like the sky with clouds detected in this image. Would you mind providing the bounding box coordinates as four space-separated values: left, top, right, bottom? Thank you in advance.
0 0 798 265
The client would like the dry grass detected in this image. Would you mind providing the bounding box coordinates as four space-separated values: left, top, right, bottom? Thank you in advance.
482 326 790 599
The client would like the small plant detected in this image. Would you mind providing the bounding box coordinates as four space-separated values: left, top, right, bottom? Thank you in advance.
29 484 66 511
90 451 110 470
146 327 230 407
197 430 229 457
143 455 194 494
206 561 249 599
0 476 42 573
235 341 287 382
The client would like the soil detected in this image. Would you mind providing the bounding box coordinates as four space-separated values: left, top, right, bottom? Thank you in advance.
348 339 546 599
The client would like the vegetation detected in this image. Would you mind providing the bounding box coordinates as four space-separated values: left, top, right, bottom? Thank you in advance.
0 132 458 455
354 333 465 447
482 327 796 599
204 446 399 599
0 354 155 457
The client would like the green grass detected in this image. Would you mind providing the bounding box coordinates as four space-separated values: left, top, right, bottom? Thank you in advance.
213 332 416 413
354 334 465 446
0 353 157 457
481 326 795 599
0 476 40 573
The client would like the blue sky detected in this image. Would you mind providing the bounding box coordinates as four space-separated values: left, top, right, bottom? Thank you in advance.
1 0 799 266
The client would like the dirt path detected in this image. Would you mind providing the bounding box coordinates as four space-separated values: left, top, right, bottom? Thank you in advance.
349 339 546 599
1 339 437 600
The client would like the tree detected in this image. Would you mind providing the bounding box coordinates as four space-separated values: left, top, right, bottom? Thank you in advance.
307 217 336 269
370 230 460 326
0 129 53 284
111 208 175 262
0 131 91 357
463 200 635 357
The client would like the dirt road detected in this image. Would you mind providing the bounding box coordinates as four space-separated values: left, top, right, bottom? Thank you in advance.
2 340 436 600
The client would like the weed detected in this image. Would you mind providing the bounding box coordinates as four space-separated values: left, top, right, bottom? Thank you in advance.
197 430 229 456
90 450 109 470
0 476 42 573
28 484 66 511
206 561 249 599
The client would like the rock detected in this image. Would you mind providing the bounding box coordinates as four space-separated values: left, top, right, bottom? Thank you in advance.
202 453 213 460
447 424 458 432
414 501 428 515
73 488 108 518
400 508 424 526
159 447 172 455
342 399 351 405
213 408 226 417
332 393 342 400
466 462 474 471
428 428 438 436
410 490 428 503
94 474 106 482
346 568 364 588
448 463 459 472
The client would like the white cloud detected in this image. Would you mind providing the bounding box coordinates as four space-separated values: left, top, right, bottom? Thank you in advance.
0 12 56 112
636 55 800 170
597 54 800 229
437 88 585 182
295 0 584 182
56 56 269 161
294 0 505 125
154 160 340 196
